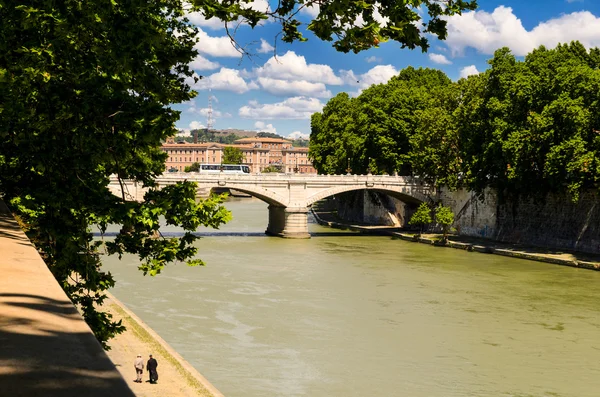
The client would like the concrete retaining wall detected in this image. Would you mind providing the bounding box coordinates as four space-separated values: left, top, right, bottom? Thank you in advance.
326 187 600 255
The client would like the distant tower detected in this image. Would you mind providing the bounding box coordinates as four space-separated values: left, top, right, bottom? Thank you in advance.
206 89 213 133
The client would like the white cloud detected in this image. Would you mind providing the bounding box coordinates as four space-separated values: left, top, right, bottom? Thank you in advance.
189 121 205 130
257 39 275 54
185 0 270 30
460 65 480 78
365 56 383 63
189 55 220 71
255 77 332 98
341 64 398 89
301 4 320 18
288 131 310 140
254 121 277 134
194 28 241 58
445 6 600 56
239 97 325 119
255 51 343 85
186 11 226 30
428 53 452 65
192 68 254 93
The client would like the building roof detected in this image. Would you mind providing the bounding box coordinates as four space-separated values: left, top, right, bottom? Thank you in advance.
284 147 309 152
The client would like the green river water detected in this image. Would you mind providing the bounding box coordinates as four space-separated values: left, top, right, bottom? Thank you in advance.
101 198 600 397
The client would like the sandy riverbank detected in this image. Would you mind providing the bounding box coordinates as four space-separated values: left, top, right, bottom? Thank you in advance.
102 293 224 397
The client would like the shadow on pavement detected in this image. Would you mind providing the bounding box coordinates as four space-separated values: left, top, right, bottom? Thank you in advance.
0 293 135 397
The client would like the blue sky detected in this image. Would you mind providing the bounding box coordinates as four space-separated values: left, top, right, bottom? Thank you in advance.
175 0 600 139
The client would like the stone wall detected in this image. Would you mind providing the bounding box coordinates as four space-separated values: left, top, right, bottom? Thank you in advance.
439 188 498 239
327 187 600 254
494 191 600 253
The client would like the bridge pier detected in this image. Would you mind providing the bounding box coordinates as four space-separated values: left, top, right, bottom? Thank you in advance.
266 205 311 239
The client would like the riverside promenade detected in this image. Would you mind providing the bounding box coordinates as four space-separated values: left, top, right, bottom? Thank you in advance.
0 201 225 397
0 201 134 396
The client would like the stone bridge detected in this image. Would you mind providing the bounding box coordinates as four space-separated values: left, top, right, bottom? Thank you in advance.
109 174 434 238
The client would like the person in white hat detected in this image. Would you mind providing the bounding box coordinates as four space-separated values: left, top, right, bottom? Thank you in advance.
134 354 144 383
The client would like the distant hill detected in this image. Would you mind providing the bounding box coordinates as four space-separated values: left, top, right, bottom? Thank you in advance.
178 129 308 146
210 129 257 137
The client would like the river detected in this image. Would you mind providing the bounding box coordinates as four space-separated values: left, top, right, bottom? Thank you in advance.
101 198 600 397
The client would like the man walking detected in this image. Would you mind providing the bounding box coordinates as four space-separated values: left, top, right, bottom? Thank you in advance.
147 354 158 384
134 354 144 383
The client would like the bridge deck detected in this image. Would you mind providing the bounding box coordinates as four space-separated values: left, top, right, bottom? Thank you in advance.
0 202 134 397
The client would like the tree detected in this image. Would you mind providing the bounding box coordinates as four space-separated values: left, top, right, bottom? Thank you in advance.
0 0 479 349
0 1 231 349
262 165 283 173
457 42 600 201
408 203 432 235
310 68 452 175
191 0 477 54
185 162 201 172
222 147 244 164
435 205 454 241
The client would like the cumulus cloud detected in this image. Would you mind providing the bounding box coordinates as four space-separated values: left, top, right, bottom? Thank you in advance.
341 64 398 90
288 131 310 140
255 77 332 98
191 68 255 93
186 11 226 30
254 121 277 134
445 6 600 56
194 28 241 58
428 53 452 65
365 56 383 63
185 0 270 29
257 39 275 54
239 97 325 119
301 3 320 18
189 121 205 130
254 51 343 85
460 65 480 78
189 55 220 71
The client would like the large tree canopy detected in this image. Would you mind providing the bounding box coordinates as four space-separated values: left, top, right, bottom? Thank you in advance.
310 42 600 202
0 0 233 348
309 67 452 175
191 0 477 53
0 0 477 348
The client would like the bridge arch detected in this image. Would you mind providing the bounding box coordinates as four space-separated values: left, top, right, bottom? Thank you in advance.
196 183 288 207
304 185 429 208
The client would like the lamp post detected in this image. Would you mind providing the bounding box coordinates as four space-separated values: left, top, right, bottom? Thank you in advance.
367 157 372 175
346 157 352 175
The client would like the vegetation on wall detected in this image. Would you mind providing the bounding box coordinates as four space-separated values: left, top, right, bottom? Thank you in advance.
310 42 600 202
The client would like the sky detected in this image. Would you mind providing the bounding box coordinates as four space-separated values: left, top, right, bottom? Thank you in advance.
175 0 600 140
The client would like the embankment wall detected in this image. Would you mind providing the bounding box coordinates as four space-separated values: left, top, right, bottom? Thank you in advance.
325 188 600 254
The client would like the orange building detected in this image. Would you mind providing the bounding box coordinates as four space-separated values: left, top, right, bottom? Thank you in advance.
161 136 317 174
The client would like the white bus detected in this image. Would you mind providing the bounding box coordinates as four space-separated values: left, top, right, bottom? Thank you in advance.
198 164 251 174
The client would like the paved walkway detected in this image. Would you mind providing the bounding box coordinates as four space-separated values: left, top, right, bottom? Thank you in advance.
103 294 224 397
0 202 135 396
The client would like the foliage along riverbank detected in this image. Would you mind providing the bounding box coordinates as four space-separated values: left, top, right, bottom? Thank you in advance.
309 42 600 204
